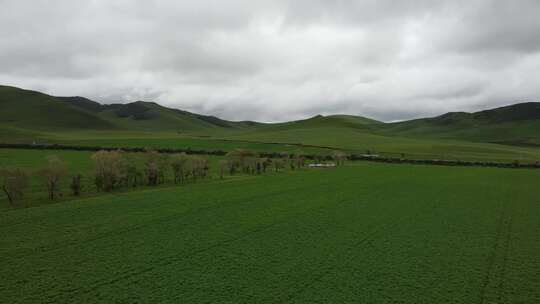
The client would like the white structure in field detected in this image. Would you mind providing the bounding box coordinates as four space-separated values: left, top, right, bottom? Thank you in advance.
308 163 336 168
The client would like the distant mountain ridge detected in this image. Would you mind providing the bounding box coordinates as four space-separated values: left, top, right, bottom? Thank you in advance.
0 85 261 132
1 85 539 146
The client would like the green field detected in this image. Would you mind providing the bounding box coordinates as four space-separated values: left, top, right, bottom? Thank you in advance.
1 162 539 303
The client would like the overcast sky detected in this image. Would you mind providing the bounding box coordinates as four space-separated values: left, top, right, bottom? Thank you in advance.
1 1 540 122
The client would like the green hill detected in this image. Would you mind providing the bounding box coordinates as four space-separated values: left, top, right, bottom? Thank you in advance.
59 96 262 131
1 84 540 161
0 85 262 136
383 102 540 146
245 114 380 135
0 86 117 131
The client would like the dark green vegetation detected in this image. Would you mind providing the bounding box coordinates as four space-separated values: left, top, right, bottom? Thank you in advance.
2 85 540 163
1 163 539 303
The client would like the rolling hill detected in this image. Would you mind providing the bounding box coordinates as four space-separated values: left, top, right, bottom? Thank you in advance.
0 85 261 135
1 84 540 155
383 102 540 146
0 86 117 131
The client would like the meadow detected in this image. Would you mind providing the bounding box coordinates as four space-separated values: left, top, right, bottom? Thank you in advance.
1 162 539 303
4 126 540 164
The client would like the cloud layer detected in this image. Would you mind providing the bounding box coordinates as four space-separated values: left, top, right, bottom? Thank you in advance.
1 0 540 122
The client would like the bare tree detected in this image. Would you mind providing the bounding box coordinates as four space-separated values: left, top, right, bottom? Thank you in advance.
144 150 169 186
119 155 142 188
294 151 306 169
171 153 189 184
0 168 28 206
145 151 159 186
38 155 68 200
157 154 170 184
261 158 271 173
218 159 228 179
273 159 284 172
190 156 209 181
91 150 122 192
226 149 259 174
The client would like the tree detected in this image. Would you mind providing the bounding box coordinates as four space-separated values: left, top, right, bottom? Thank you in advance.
171 153 189 184
332 151 347 166
144 150 169 186
273 159 284 172
261 158 271 173
190 156 209 181
294 150 306 169
119 155 142 188
218 159 228 179
91 150 122 192
38 155 68 200
0 168 28 206
157 154 170 184
70 174 83 196
144 151 159 186
225 149 258 174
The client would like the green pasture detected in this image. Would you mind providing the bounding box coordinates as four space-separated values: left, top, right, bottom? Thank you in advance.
227 126 540 162
1 162 539 303
3 125 540 163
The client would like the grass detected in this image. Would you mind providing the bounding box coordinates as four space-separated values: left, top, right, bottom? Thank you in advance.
226 126 540 162
1 162 539 303
4 126 540 164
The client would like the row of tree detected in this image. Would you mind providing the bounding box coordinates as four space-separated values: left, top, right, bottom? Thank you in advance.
0 151 211 206
0 155 69 204
1 149 346 206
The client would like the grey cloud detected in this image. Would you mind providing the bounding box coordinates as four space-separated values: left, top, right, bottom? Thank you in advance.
1 0 540 122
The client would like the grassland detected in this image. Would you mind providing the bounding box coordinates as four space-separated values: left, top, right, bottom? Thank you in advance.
224 126 540 162
4 126 540 164
1 162 539 303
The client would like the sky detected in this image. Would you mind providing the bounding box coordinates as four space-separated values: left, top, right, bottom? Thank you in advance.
1 0 540 122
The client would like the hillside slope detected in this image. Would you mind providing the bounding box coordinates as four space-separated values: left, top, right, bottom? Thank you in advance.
2 85 540 151
0 86 117 131
0 86 261 135
383 102 540 146
59 96 262 131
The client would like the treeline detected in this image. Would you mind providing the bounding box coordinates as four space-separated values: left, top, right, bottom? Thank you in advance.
0 143 227 156
0 143 336 160
1 149 345 207
0 150 212 206
348 154 540 169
